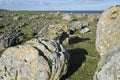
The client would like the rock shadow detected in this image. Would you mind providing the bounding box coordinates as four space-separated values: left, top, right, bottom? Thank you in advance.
60 48 88 80
69 37 90 44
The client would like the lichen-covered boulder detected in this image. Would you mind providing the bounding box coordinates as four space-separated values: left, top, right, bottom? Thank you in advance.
94 41 120 80
94 5 120 80
70 21 82 31
96 5 120 56
62 14 73 21
38 23 69 44
0 38 69 80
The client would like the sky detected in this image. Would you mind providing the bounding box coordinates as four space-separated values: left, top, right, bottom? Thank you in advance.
0 0 120 11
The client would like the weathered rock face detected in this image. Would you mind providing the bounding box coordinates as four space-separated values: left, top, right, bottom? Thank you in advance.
71 21 82 31
38 23 69 44
0 29 24 47
87 14 98 22
94 5 120 80
94 41 120 80
0 38 69 80
62 14 76 22
96 5 120 56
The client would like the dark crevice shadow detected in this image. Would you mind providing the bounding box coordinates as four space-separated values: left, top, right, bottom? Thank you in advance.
69 37 90 44
60 48 88 80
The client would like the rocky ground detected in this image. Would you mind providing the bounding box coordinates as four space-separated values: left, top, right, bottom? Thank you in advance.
0 11 101 80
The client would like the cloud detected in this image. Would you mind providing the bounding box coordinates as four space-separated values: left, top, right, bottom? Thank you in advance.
0 0 13 6
0 0 4 6
38 0 75 6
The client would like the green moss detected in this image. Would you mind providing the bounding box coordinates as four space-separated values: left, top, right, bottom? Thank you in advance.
15 70 18 80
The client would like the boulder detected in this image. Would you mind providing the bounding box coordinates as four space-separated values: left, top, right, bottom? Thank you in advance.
70 21 82 31
13 16 21 20
80 27 90 34
94 5 120 80
0 29 24 47
29 15 39 20
81 21 89 27
96 5 120 56
0 38 69 80
38 24 69 44
87 14 98 22
62 14 75 22
94 41 120 80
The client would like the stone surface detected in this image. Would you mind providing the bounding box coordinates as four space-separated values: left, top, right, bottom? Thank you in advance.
81 21 89 27
96 5 120 56
0 29 24 47
13 16 21 20
94 41 120 80
70 21 82 31
62 14 75 22
87 14 98 22
38 24 69 44
80 27 90 34
94 5 120 80
0 38 69 80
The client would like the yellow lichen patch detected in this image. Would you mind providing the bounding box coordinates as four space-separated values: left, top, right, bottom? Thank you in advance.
56 24 69 32
28 41 37 46
29 56 36 62
17 50 23 58
30 63 37 69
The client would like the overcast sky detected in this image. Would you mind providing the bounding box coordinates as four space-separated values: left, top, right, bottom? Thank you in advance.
0 0 120 11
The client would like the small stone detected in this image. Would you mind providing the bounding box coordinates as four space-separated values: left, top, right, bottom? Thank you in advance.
80 27 90 34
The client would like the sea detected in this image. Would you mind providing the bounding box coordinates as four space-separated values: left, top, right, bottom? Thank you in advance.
40 10 104 14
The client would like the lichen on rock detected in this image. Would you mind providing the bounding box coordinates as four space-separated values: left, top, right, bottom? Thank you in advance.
0 38 69 80
96 5 120 56
94 5 120 80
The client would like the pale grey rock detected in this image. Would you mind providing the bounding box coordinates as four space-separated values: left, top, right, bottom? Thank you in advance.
94 41 120 80
62 14 75 22
80 27 90 34
0 29 24 47
87 14 98 22
70 21 82 31
37 24 69 45
94 5 120 80
96 5 120 56
81 21 89 27
0 45 50 80
0 38 69 80
13 16 21 20
29 15 39 20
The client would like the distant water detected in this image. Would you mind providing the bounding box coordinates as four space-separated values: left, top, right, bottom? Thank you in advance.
42 10 104 14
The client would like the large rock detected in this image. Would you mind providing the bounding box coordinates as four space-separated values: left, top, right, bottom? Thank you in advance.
0 38 69 80
94 5 120 80
96 5 120 56
87 14 98 22
0 29 24 47
70 21 82 31
94 41 120 80
62 14 76 22
38 24 69 44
